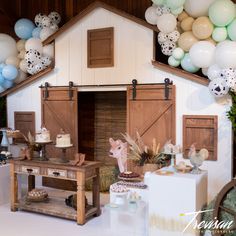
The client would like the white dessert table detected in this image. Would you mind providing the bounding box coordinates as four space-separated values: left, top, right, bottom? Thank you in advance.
0 164 10 205
148 170 208 236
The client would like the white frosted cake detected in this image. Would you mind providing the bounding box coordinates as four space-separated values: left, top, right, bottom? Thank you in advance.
35 128 51 143
56 133 72 147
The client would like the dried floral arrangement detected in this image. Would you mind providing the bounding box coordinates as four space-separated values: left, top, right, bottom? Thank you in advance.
122 132 169 166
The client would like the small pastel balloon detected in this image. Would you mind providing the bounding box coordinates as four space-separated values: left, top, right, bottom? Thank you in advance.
212 27 228 42
166 0 185 10
168 56 181 67
208 77 229 98
152 0 165 5
157 13 177 34
42 44 54 58
6 56 20 68
172 47 185 60
2 80 14 89
145 6 159 25
178 31 199 52
209 0 236 27
0 74 5 84
0 86 5 93
32 27 42 38
16 39 26 52
14 18 35 39
19 60 28 73
48 11 61 25
192 16 214 40
181 53 200 73
40 27 56 41
189 41 215 68
171 6 184 15
177 11 189 22
205 37 217 46
202 68 208 76
207 64 222 80
2 64 18 80
227 19 236 41
180 17 194 32
14 70 27 84
18 50 26 59
0 63 6 72
25 38 43 53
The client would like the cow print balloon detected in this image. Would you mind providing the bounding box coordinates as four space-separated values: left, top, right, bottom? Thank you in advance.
161 41 176 56
221 68 236 88
41 16 52 28
41 56 52 67
48 11 61 25
25 49 41 65
158 32 168 44
50 24 59 31
156 5 171 17
27 63 37 75
168 30 180 43
209 77 229 98
35 13 44 28
34 63 45 73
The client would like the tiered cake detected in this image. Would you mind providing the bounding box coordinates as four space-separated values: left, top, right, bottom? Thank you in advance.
35 127 51 143
56 133 72 147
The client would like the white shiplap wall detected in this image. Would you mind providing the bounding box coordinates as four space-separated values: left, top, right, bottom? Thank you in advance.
7 7 232 201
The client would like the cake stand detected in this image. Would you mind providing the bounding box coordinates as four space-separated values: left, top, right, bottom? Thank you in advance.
51 144 73 163
162 151 182 173
35 141 53 161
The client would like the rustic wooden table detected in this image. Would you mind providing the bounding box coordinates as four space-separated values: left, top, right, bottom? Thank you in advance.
10 159 101 225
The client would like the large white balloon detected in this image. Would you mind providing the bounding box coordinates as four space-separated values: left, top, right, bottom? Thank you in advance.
0 34 17 63
145 6 158 25
25 38 43 54
184 0 216 18
215 41 236 69
189 41 215 68
207 64 222 80
157 13 177 33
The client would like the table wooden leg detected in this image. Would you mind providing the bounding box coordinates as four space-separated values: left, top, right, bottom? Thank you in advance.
28 175 35 192
92 168 101 216
77 171 85 225
10 164 18 212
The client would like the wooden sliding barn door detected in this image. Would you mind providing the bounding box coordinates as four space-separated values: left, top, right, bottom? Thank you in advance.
127 85 176 149
41 87 78 190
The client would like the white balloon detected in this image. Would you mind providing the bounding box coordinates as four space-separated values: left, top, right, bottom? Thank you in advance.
215 41 236 69
0 34 17 63
207 64 222 80
16 39 26 52
25 38 43 53
184 0 216 18
157 13 177 33
40 27 56 41
145 6 158 25
19 60 28 73
14 70 27 84
189 41 215 68
208 77 229 98
6 56 20 68
42 44 54 59
202 68 208 76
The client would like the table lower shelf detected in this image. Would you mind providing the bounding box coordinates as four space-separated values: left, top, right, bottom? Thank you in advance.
14 189 98 221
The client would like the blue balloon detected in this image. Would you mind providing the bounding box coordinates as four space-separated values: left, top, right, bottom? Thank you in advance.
2 65 18 80
14 18 35 39
32 27 42 38
181 53 200 73
0 86 5 93
2 80 13 89
0 74 4 85
0 63 6 72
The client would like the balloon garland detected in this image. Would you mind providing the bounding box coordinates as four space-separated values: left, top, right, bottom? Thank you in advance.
0 11 61 93
145 0 236 98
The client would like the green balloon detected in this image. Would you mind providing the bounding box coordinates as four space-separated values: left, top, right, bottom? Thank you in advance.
209 0 236 27
171 6 184 15
168 56 181 67
212 27 228 42
181 53 200 73
166 0 185 9
152 0 165 5
227 19 236 41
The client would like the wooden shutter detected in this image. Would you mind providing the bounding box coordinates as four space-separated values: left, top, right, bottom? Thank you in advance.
183 115 218 161
14 112 35 142
127 85 176 149
41 87 78 190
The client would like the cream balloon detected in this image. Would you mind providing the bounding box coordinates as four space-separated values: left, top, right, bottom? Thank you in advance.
145 6 159 25
19 60 28 73
42 44 54 59
178 31 199 52
205 37 216 46
215 40 236 69
0 34 17 63
192 17 214 40
178 11 189 22
14 70 27 84
6 56 20 68
25 38 43 54
181 17 194 32
18 50 26 59
189 41 215 68
16 39 26 52
157 13 177 34
184 0 216 18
